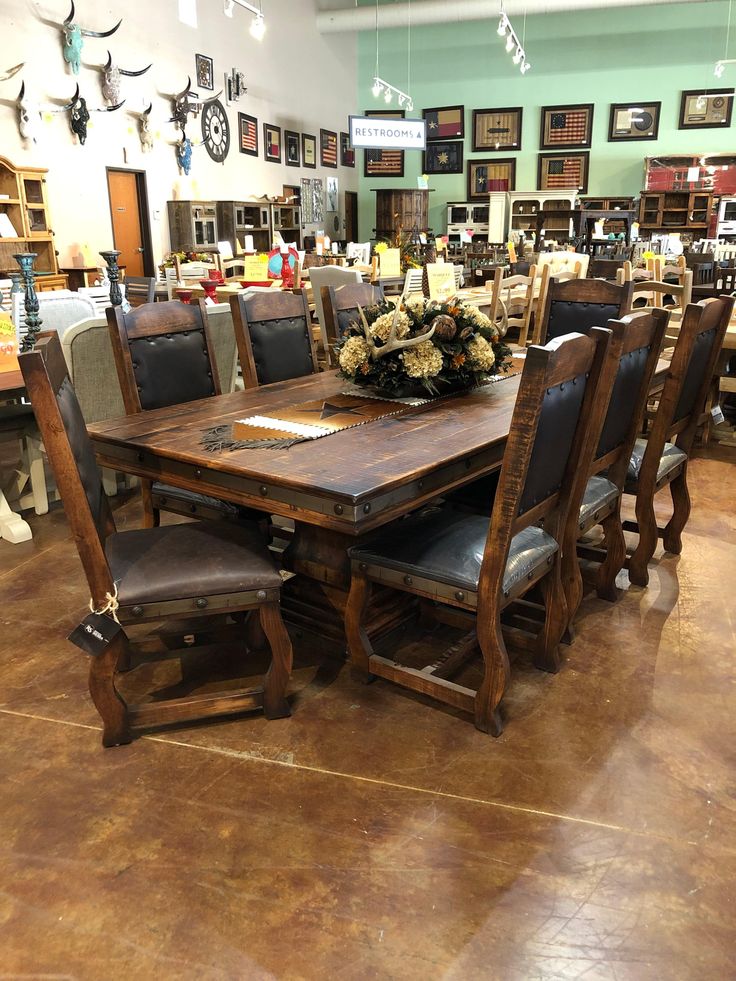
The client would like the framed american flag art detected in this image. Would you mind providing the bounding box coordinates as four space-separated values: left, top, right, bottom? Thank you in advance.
472 107 522 152
538 152 590 194
320 128 338 168
340 131 355 168
423 105 464 141
363 109 405 178
540 104 594 150
238 113 258 157
467 158 516 200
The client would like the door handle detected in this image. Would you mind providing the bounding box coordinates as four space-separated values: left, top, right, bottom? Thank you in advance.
136 248 145 253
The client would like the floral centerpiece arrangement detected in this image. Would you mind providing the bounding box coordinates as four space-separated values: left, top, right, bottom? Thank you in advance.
335 295 512 399
160 250 213 270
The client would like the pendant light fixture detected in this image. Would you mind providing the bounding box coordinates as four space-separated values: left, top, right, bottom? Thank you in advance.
497 2 530 75
371 0 414 112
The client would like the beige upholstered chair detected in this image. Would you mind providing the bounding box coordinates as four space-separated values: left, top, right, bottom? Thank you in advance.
307 265 361 354
12 291 97 343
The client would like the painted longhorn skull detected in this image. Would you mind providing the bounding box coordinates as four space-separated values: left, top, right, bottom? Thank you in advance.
63 84 124 144
135 102 154 152
17 81 42 144
62 0 122 75
101 50 151 105
168 76 223 131
176 135 194 176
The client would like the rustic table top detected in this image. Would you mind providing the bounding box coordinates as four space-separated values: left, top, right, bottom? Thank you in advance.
0 368 24 395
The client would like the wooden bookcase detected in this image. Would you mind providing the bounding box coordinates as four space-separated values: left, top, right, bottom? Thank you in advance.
0 156 65 286
638 191 712 233
216 201 272 253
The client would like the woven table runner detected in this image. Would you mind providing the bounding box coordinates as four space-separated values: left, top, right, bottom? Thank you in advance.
202 357 525 451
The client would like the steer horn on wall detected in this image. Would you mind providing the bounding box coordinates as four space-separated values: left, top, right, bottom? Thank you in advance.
54 84 124 144
168 75 223 130
62 1 122 75
0 63 24 82
101 50 151 105
17 81 42 144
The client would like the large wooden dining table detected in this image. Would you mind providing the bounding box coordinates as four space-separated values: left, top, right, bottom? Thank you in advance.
88 360 669 647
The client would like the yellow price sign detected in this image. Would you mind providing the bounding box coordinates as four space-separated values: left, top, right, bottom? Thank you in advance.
242 254 270 281
426 262 455 300
380 248 401 278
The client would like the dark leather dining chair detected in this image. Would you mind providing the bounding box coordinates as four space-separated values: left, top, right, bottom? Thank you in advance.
230 290 318 389
588 257 627 281
107 299 246 528
345 328 612 736
124 275 156 306
561 309 669 635
538 277 633 343
321 282 385 363
19 333 292 747
623 296 734 586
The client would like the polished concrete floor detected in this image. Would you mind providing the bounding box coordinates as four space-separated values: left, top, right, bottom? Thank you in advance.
1 446 735 980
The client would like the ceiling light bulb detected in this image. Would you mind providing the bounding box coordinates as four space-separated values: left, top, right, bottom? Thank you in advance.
372 78 382 97
250 12 265 39
505 33 515 52
513 47 523 64
406 100 413 112
223 0 234 16
715 61 725 78
497 15 507 35
384 88 393 103
520 61 530 74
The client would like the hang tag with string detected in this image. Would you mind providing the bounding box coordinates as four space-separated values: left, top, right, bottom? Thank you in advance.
68 586 123 656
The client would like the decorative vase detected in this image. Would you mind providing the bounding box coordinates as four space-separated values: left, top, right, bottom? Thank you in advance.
99 250 123 306
13 253 41 351
176 288 193 304
199 279 218 302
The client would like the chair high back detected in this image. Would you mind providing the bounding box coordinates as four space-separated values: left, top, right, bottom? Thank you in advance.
714 266 736 293
203 302 240 393
19 333 116 606
230 289 317 389
488 264 539 344
477 329 611 612
539 277 633 343
124 276 156 305
588 258 626 280
307 265 362 352
12 290 97 343
61 317 126 424
322 282 385 362
536 251 590 278
107 299 221 414
402 268 424 293
630 272 693 327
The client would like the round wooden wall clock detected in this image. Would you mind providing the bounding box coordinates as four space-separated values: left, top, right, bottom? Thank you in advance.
201 100 230 163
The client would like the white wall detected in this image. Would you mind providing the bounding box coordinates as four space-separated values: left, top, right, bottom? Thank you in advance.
0 0 358 267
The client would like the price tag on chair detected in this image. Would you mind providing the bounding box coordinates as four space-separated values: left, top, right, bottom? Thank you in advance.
68 612 123 657
380 249 401 277
243 254 269 281
426 262 455 300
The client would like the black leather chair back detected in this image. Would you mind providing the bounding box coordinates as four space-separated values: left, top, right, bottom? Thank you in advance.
231 291 317 389
673 320 721 424
546 299 624 341
332 283 385 340
595 343 653 458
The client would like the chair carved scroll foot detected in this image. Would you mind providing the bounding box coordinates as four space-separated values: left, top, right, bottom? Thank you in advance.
88 634 132 748
475 620 510 737
595 507 626 602
533 567 566 674
628 497 658 587
345 571 376 684
662 468 690 555
259 603 293 720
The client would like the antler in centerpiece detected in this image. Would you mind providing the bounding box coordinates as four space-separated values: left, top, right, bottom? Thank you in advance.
358 294 436 360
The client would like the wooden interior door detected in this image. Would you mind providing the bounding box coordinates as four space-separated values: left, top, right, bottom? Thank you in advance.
345 191 358 242
107 170 145 277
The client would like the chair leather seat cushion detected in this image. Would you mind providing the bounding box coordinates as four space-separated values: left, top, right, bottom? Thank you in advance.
349 508 557 596
626 437 687 487
579 475 619 526
151 481 240 517
106 521 281 606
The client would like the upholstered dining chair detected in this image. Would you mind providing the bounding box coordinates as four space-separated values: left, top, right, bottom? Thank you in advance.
345 328 612 736
107 299 247 527
561 309 669 636
623 296 734 587
229 290 318 389
588 257 627 281
19 332 292 747
537 277 633 344
307 265 361 355
321 282 385 364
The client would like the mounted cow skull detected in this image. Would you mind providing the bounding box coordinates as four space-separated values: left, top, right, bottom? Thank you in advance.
62 1 122 76
100 50 151 106
17 81 43 144
133 102 154 152
176 135 194 176
62 84 124 144
168 76 223 131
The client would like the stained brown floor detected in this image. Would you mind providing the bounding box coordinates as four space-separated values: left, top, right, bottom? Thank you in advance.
1 446 735 981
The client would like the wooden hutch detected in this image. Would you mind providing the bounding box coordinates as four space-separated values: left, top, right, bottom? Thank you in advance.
372 188 433 240
0 157 67 290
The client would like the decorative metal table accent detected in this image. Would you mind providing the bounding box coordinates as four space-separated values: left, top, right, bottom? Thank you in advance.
99 249 123 306
13 252 41 351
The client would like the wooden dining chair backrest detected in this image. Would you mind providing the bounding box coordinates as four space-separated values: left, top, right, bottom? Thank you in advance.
489 264 538 344
714 266 736 293
19 332 116 606
230 289 317 389
477 328 611 615
631 272 693 332
588 257 626 280
124 276 156 306
322 282 385 362
645 297 733 462
684 252 715 285
538 277 633 343
107 299 220 414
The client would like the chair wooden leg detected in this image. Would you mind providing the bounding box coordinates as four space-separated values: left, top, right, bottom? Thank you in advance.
534 565 566 674
596 505 626 602
140 479 159 528
475 619 510 736
345 569 375 684
628 491 657 587
259 602 292 720
25 433 48 515
88 633 132 747
561 537 583 645
663 467 690 555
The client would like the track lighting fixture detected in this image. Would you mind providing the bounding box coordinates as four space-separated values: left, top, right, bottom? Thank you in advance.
496 3 530 75
371 76 413 112
222 0 266 40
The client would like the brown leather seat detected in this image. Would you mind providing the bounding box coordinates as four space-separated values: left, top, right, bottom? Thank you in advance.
106 521 282 607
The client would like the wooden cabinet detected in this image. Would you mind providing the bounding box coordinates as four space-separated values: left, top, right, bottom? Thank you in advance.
638 191 713 232
489 190 579 242
270 203 301 248
217 201 272 253
167 201 219 253
373 188 432 240
0 156 60 278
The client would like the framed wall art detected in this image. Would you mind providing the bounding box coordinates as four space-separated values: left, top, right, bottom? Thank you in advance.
679 89 734 129
340 131 355 168
423 105 464 141
608 102 661 141
423 141 463 175
471 107 522 152
364 110 405 177
538 152 590 193
540 104 594 149
195 53 214 91
467 158 516 199
238 112 258 156
285 129 300 167
320 128 338 168
302 133 317 169
263 122 282 163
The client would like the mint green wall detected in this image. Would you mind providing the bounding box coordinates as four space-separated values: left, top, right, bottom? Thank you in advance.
357 1 733 239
